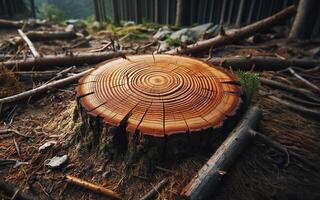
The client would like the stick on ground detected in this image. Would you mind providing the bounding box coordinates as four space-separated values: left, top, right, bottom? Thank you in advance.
167 5 296 54
65 175 121 200
181 106 262 200
0 69 93 105
17 29 40 58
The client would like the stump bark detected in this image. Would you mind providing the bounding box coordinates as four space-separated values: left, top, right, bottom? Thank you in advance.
75 55 242 161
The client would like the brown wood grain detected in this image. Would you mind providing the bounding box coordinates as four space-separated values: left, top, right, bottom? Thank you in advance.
76 55 241 137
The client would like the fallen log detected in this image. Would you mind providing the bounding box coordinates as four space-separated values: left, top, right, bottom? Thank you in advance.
181 106 262 200
65 175 121 200
167 5 296 54
2 51 132 71
140 178 169 200
18 29 40 58
268 95 320 117
260 77 320 102
0 19 46 29
10 31 78 45
0 69 93 105
0 179 35 200
0 19 23 28
207 56 320 71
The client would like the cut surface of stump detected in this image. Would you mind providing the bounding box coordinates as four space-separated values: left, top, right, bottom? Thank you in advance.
77 55 241 136
76 55 242 159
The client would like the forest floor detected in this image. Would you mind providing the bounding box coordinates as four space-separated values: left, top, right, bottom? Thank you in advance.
0 22 320 200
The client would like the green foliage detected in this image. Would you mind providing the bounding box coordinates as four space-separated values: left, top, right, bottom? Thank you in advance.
165 36 181 46
237 71 259 105
38 3 65 23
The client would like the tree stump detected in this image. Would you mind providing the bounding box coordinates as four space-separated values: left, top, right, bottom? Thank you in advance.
75 55 242 161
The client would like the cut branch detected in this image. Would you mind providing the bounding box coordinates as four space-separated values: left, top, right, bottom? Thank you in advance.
167 5 296 54
181 106 262 200
18 29 40 58
65 175 121 200
0 69 93 105
207 56 320 71
2 51 133 71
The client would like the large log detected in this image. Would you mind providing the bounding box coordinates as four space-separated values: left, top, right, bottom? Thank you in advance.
10 31 78 45
167 5 296 54
207 56 320 71
2 51 132 71
181 106 262 200
0 69 93 105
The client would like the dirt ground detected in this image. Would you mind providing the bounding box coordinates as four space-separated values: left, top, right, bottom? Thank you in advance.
0 24 320 200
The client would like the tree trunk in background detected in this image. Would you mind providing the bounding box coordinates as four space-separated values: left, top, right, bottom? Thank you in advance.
92 0 101 22
175 0 188 26
111 0 120 24
29 0 36 18
236 0 246 27
289 0 320 40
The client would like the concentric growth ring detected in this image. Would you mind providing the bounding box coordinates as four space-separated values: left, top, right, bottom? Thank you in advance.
76 54 241 137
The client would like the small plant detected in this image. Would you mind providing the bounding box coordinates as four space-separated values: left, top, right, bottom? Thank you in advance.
165 36 181 46
237 71 259 105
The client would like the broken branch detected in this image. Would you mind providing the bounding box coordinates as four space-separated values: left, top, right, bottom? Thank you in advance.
2 51 133 71
0 69 93 105
65 175 121 200
181 106 262 200
18 29 40 58
167 5 296 54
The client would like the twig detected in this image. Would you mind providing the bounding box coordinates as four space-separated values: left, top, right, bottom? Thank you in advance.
44 66 77 84
65 175 122 200
13 137 21 158
139 178 169 200
89 41 112 52
0 129 31 138
17 29 40 58
288 67 320 92
0 69 93 105
155 166 175 174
